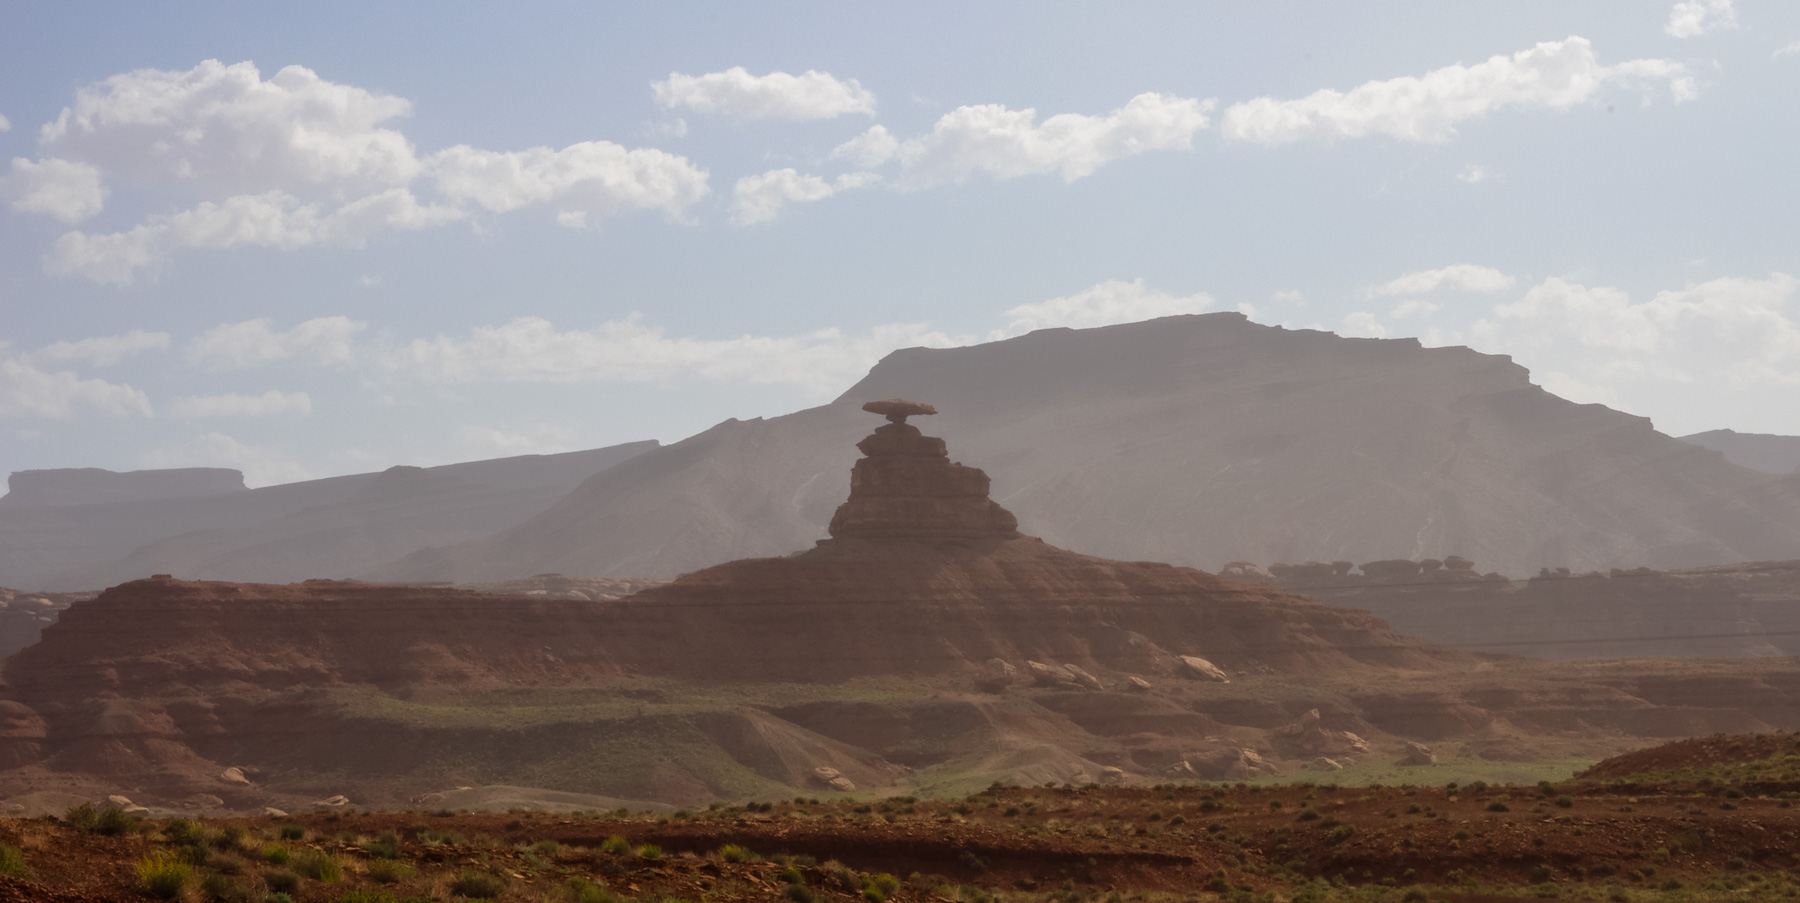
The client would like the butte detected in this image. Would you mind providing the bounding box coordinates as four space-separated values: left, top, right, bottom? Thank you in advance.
608 399 1462 682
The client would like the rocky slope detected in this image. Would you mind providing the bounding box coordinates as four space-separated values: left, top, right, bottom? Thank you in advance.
0 442 657 590
380 314 1800 584
1680 428 1800 475
8 403 1800 811
1218 555 1800 660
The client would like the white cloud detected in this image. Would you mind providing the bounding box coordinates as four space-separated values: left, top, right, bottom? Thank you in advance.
0 354 153 419
187 316 366 369
830 125 899 168
140 432 312 487
458 424 574 456
1464 274 1800 427
1457 163 1495 184
1222 37 1695 146
5 157 107 222
1370 264 1516 297
0 113 9 131
993 278 1213 338
379 315 971 396
29 329 170 366
41 59 419 195
428 141 709 223
1389 299 1442 319
730 169 876 225
1340 311 1388 338
43 188 462 285
1665 0 1737 38
1775 40 1800 59
892 93 1214 188
170 390 312 418
652 67 876 120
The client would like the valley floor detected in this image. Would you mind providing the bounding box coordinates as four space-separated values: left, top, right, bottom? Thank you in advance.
5 777 1800 902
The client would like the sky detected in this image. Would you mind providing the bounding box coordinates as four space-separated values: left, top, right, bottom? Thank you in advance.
3 1 1798 486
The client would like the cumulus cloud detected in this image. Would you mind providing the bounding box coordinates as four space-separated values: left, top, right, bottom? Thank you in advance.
993 278 1213 338
41 59 419 195
1222 37 1695 146
5 157 107 222
429 141 708 224
1457 163 1495 184
1465 274 1800 426
830 125 899 168
26 59 705 284
891 93 1214 188
1776 40 1800 59
1339 311 1388 338
730 168 876 225
0 354 153 419
1369 264 1516 297
1665 0 1737 38
170 390 312 418
29 329 170 366
379 315 970 396
1389 300 1442 319
186 316 366 369
44 188 462 285
0 113 9 131
652 67 876 120
140 432 312 487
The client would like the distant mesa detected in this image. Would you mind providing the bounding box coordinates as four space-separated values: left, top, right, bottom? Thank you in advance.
1 467 245 509
861 398 936 423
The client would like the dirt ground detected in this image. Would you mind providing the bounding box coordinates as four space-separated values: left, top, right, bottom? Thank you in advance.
5 770 1800 902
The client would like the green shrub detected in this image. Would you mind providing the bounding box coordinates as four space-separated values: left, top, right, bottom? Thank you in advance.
137 850 192 900
199 871 242 902
567 877 625 903
720 843 753 863
268 895 296 903
279 823 306 841
63 802 98 832
635 844 663 860
0 844 27 878
95 805 138 835
293 849 344 882
599 835 632 855
164 818 204 845
366 858 414 884
265 870 301 894
264 846 291 865
1556 795 1575 808
862 872 901 902
1487 801 1510 812
786 884 820 903
449 869 507 898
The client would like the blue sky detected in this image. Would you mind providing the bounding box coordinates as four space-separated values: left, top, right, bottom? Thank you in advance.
3 1 1798 485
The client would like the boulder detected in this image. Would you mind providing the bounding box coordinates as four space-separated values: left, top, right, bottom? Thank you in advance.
975 658 1017 693
1303 757 1343 772
1099 765 1125 783
1177 655 1229 682
1027 660 1082 689
1125 676 1152 692
1188 747 1280 780
1271 708 1370 759
812 766 856 792
106 794 133 808
1063 664 1104 691
312 794 350 808
1398 742 1436 766
262 807 289 818
1218 561 1273 581
219 766 251 785
185 794 224 809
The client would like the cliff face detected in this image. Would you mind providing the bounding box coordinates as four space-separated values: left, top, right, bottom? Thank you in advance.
379 314 1800 584
0 442 657 590
1 468 245 509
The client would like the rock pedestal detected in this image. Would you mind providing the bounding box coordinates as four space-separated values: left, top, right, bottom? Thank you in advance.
826 405 1019 541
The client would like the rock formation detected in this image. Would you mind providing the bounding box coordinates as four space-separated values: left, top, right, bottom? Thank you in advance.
826 400 1018 540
